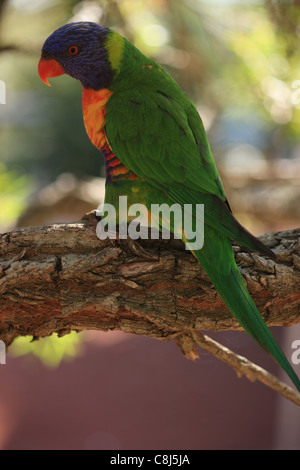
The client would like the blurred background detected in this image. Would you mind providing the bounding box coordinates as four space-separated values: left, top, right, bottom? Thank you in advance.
0 0 299 450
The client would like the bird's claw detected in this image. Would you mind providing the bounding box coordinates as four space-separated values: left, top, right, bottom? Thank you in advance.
124 237 159 261
81 209 101 228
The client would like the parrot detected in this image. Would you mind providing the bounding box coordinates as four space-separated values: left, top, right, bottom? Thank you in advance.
38 21 300 391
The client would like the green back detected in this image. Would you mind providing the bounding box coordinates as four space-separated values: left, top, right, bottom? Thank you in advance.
105 35 274 258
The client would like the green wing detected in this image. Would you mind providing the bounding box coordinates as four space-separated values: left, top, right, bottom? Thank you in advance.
105 74 300 391
105 83 274 258
107 85 223 191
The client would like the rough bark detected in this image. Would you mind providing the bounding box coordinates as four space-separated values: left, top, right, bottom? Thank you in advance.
0 224 299 346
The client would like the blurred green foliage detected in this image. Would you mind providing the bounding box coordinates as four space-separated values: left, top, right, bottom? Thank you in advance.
9 331 85 367
0 0 299 192
1 0 300 365
0 162 32 227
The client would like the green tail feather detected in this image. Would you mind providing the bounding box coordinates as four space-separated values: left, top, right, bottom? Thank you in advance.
195 253 300 392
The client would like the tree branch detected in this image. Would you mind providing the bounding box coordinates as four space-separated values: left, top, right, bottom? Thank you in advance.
0 224 299 346
1 224 299 403
190 332 300 407
174 330 300 406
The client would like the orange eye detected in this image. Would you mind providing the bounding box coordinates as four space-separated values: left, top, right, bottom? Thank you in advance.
69 46 78 55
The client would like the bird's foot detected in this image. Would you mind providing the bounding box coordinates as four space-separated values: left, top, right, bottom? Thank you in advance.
124 237 159 261
81 209 102 228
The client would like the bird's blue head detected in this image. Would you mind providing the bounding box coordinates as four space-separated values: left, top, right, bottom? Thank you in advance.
38 22 115 90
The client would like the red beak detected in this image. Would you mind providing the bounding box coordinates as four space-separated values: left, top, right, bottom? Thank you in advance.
38 57 65 86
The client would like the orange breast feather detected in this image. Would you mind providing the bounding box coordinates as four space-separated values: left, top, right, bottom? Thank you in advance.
82 87 137 182
82 88 111 150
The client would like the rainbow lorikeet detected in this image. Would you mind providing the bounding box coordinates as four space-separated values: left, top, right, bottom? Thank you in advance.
38 22 300 391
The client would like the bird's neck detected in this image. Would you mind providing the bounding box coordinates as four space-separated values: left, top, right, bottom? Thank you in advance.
109 38 159 92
